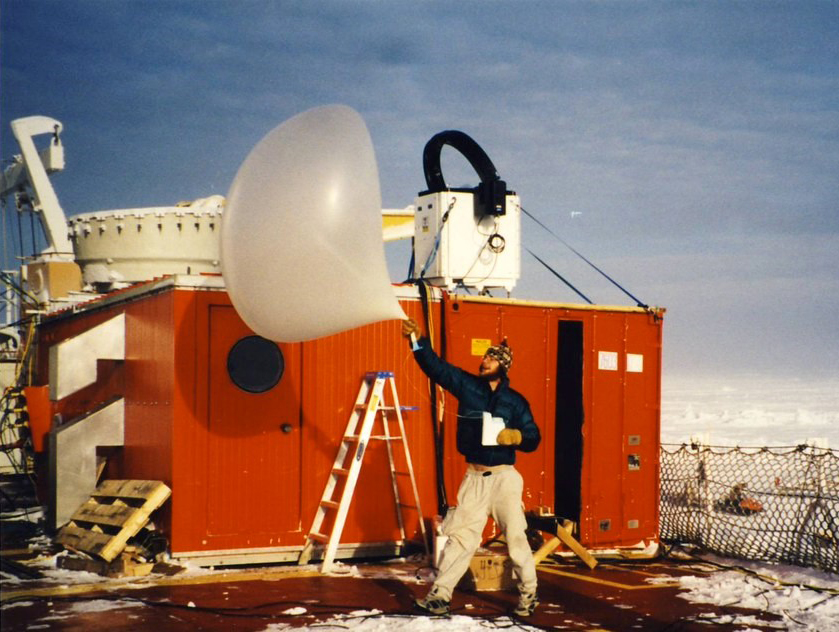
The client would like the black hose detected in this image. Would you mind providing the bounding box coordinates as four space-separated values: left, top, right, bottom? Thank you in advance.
417 280 447 515
421 130 508 217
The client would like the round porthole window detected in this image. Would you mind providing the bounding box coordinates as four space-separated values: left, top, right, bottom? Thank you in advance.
227 335 284 393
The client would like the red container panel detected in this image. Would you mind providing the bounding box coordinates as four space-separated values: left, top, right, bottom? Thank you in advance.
33 282 662 559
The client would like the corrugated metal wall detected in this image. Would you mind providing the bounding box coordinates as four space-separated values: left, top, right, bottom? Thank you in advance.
32 284 662 558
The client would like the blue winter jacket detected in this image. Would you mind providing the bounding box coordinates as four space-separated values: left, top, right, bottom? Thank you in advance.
413 337 541 466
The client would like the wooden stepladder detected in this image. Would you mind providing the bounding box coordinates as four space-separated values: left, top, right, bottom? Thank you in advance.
298 371 430 573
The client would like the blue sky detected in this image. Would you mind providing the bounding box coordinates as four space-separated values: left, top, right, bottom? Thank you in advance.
2 0 838 377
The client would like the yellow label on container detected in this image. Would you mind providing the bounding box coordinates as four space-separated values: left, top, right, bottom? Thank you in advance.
471 338 492 356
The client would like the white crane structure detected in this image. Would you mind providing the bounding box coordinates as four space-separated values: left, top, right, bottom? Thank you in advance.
1 116 73 260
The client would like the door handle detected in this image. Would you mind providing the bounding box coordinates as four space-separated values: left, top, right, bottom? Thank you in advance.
280 423 293 434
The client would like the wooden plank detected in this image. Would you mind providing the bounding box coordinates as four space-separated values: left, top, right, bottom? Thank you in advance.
92 480 170 503
57 479 171 562
556 522 598 570
0 557 45 580
71 501 136 529
56 524 114 557
57 552 154 578
532 536 561 565
97 514 158 562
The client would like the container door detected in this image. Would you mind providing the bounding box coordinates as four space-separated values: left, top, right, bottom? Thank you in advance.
206 304 302 546
555 320 584 523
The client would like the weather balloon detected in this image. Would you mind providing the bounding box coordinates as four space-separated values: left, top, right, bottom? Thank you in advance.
221 105 406 342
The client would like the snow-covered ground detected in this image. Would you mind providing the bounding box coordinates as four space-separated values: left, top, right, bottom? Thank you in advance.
661 555 839 631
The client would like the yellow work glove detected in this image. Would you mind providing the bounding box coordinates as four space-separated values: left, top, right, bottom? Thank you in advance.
497 428 522 446
402 318 421 339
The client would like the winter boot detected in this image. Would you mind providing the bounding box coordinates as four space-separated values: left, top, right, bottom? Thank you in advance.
414 587 450 615
514 590 539 616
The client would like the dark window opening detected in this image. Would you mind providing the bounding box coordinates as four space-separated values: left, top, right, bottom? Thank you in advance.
555 320 584 523
227 335 284 393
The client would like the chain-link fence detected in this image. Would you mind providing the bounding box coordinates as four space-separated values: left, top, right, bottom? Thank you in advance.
660 443 839 574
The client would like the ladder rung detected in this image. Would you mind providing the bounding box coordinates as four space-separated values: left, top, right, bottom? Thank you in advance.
365 371 394 379
343 435 360 442
370 435 402 441
320 500 340 509
308 532 329 543
354 405 416 411
398 503 418 510
332 467 350 476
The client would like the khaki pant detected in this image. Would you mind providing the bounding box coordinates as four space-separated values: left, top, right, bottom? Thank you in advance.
432 465 537 600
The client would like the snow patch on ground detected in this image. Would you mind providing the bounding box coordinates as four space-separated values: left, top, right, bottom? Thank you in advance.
258 613 541 631
650 555 839 631
33 597 144 624
281 606 308 615
324 556 433 584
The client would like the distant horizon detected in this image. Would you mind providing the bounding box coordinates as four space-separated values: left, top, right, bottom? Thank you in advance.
660 371 839 448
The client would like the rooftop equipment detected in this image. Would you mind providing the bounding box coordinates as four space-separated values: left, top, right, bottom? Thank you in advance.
412 131 520 294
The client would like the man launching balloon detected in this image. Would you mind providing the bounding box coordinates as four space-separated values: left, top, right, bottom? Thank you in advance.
401 318 541 617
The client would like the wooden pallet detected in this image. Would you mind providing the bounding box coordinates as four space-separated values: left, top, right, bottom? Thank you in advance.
57 546 156 578
56 480 171 563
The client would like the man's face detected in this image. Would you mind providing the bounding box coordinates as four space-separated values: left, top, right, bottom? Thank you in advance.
479 354 502 379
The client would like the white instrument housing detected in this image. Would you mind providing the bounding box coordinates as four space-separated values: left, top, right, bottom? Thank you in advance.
413 190 520 293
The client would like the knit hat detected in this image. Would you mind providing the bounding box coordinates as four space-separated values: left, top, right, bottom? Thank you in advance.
485 338 513 371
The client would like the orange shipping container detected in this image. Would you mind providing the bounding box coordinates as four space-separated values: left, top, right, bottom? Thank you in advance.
30 278 663 565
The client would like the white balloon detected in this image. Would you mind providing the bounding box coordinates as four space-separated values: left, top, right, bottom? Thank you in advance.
221 105 406 342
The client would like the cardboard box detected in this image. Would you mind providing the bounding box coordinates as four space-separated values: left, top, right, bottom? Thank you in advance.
458 551 515 592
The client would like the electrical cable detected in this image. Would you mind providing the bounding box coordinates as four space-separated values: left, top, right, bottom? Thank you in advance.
519 204 649 309
28 209 37 256
418 197 457 280
406 239 416 281
15 202 24 262
436 287 449 514
457 234 493 288
416 280 447 515
525 248 592 305
454 216 506 295
488 232 506 253
2 197 8 272
2 270 38 307
0 316 42 513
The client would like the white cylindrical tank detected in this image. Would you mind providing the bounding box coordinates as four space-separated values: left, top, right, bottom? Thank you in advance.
68 195 224 288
